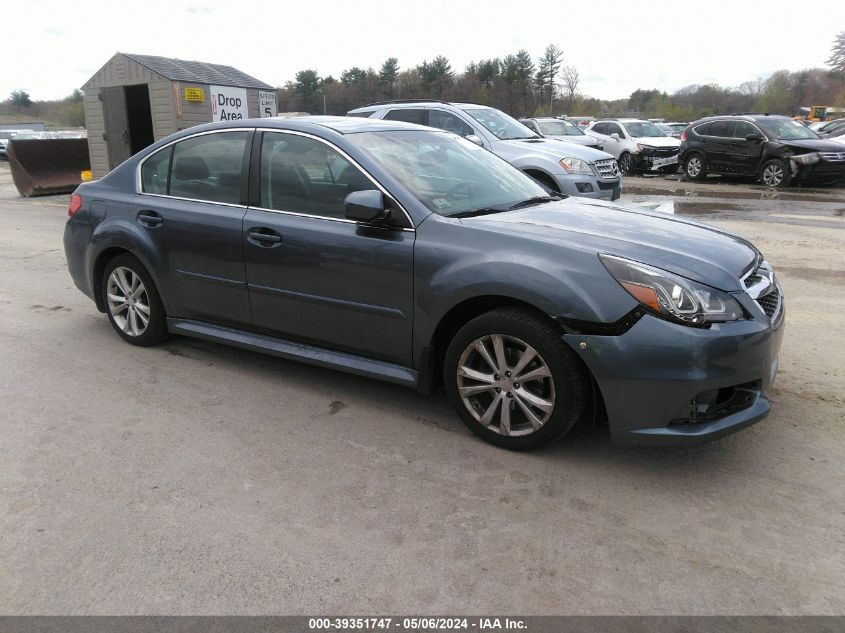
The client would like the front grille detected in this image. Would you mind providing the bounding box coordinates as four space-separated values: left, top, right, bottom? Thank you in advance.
819 151 845 162
651 146 680 158
594 158 619 179
743 260 782 321
757 285 781 318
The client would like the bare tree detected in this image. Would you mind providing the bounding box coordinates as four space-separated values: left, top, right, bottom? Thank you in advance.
560 65 580 113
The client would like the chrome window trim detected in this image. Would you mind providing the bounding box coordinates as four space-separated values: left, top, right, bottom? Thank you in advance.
246 204 415 233
258 129 414 229
135 126 415 229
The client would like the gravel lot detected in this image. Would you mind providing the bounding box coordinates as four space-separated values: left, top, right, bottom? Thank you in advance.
0 164 843 614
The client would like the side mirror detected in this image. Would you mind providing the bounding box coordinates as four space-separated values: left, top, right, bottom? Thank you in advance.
746 134 765 142
610 133 620 140
344 190 389 223
465 134 484 146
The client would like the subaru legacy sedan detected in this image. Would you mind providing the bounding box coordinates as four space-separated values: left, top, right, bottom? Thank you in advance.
64 117 784 450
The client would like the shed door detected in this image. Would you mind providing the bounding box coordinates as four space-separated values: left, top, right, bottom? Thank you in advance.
101 86 131 170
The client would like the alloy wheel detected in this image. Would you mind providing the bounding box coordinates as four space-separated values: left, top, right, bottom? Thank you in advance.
456 334 556 437
686 156 702 177
762 163 784 186
106 266 150 337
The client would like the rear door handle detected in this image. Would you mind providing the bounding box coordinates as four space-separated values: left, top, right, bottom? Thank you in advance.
137 210 163 228
247 228 282 246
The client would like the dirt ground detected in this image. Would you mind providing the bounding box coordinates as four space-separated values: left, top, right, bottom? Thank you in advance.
0 164 843 614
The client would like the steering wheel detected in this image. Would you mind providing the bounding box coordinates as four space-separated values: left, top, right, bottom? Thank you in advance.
446 182 474 201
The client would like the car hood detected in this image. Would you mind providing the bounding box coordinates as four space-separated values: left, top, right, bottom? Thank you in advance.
632 136 681 148
460 197 758 292
496 138 612 162
546 135 601 147
781 138 845 153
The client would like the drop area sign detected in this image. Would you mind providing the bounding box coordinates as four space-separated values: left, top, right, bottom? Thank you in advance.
210 85 248 121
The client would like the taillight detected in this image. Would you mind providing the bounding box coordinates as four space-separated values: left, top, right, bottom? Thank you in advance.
68 193 82 217
680 130 687 142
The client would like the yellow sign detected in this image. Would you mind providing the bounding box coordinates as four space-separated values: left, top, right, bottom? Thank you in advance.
184 88 205 102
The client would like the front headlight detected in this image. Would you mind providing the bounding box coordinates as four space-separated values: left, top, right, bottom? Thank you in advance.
791 152 819 165
636 144 656 155
600 255 744 326
559 157 594 175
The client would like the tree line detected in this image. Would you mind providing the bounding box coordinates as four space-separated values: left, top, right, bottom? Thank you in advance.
279 33 845 121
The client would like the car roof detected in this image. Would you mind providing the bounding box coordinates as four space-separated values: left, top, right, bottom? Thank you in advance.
694 114 790 124
347 101 492 114
180 115 430 135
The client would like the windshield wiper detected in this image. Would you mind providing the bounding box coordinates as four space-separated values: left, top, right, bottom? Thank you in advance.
508 195 562 210
449 207 509 218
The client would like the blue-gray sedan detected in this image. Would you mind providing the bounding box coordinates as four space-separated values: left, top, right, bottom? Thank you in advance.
63 116 784 450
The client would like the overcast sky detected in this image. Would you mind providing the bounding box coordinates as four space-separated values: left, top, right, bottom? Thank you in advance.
6 0 844 102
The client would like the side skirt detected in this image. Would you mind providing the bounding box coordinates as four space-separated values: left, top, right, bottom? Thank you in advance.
167 318 419 389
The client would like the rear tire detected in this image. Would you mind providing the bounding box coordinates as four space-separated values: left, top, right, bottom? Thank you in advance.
443 307 587 451
684 152 707 180
759 158 792 187
101 254 169 347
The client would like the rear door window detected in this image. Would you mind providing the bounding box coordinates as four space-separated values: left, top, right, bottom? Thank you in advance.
708 121 735 137
384 109 425 125
169 131 249 204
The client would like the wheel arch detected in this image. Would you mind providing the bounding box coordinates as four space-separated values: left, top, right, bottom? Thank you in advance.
522 168 561 193
423 295 607 432
91 246 166 314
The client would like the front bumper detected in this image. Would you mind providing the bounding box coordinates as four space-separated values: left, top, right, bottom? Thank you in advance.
791 159 845 183
563 296 784 446
555 173 621 200
636 153 679 172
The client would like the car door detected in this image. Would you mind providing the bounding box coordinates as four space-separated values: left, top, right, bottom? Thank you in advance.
730 121 765 174
703 120 734 169
602 122 626 158
242 130 415 366
134 129 253 328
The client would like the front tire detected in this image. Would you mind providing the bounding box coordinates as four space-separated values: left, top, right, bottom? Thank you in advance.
101 254 168 346
618 152 635 175
443 307 587 450
760 158 791 187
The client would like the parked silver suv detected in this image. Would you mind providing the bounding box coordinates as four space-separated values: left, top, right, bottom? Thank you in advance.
348 101 621 200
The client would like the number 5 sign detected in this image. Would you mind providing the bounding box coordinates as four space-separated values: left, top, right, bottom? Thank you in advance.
259 90 277 118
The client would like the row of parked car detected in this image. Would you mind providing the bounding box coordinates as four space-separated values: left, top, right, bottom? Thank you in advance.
348 100 845 193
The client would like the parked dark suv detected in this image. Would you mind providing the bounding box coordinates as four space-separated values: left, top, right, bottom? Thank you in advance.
680 114 845 187
64 116 784 450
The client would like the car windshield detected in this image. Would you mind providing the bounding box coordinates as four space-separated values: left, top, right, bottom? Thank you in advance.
622 121 667 138
756 118 820 140
463 108 538 140
537 120 583 136
346 130 548 217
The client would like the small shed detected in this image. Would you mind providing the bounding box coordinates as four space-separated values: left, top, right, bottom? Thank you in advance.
82 52 276 178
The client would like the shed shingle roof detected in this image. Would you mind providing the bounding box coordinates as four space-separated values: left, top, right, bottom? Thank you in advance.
122 53 274 90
